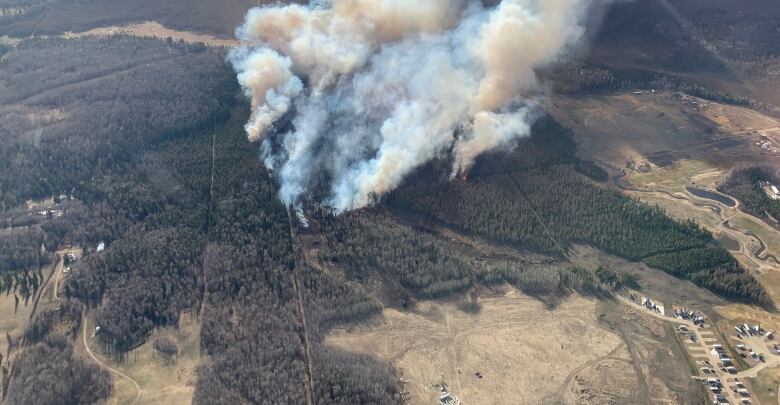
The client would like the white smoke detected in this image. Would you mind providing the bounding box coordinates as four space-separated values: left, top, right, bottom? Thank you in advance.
230 0 600 211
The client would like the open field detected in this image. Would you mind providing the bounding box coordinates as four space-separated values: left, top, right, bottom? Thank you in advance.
569 246 726 311
326 290 621 404
754 367 780 405
64 21 238 48
628 159 721 190
551 93 718 169
553 92 780 173
716 304 780 337
81 312 201 405
325 284 700 405
0 285 35 361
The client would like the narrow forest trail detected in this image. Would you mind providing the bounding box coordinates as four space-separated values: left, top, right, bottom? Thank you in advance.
200 126 217 321
286 206 316 405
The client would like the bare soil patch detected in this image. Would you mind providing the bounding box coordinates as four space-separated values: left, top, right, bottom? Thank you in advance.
327 289 621 405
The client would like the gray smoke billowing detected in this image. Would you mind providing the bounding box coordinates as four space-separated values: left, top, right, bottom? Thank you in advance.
230 0 601 212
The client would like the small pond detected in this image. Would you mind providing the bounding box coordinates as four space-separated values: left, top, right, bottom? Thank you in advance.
686 186 736 207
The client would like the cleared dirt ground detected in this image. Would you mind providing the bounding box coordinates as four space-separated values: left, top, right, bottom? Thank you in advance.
325 285 699 405
326 290 619 404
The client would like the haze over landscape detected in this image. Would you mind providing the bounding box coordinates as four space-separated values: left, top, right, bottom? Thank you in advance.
3 0 780 404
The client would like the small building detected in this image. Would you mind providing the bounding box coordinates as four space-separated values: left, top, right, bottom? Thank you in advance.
96 242 105 252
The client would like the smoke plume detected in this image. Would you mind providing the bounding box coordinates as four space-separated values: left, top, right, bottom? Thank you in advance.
230 0 600 211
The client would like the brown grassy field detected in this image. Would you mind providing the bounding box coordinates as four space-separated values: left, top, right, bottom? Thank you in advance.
551 92 780 172
325 291 620 404
81 312 201 405
325 284 700 404
0 285 36 361
550 93 716 168
754 367 780 405
65 21 238 48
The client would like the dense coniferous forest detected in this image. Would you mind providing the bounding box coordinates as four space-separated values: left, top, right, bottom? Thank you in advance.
320 209 627 301
389 119 769 305
0 228 49 299
718 167 780 226
193 111 400 404
66 228 206 352
0 230 49 273
320 211 475 297
0 36 234 209
2 34 403 401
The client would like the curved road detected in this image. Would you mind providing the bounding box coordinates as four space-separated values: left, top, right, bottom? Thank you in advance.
614 171 780 267
81 309 141 405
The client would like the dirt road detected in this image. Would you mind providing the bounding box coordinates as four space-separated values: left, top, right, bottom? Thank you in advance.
286 206 315 405
81 307 141 405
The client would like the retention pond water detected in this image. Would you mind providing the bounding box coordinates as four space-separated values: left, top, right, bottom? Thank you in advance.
686 186 736 207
